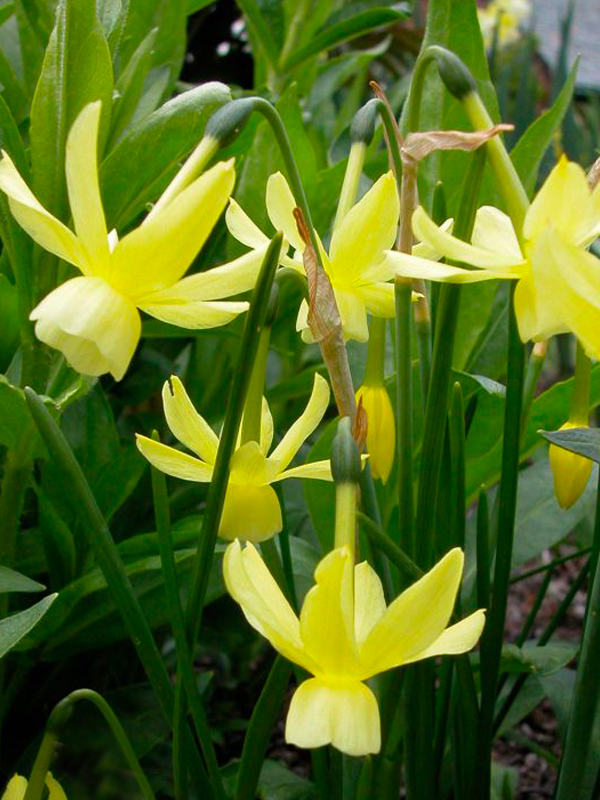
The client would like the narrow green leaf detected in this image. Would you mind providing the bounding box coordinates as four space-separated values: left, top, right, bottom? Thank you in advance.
0 593 56 659
0 565 45 594
29 0 114 221
511 59 578 195
283 8 405 71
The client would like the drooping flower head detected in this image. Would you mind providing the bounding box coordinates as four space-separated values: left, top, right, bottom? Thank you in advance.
386 157 600 358
136 373 333 542
0 101 267 380
226 170 401 342
549 421 593 509
224 540 484 755
355 383 395 484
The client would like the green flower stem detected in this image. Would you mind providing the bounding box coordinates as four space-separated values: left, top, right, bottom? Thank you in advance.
334 142 367 230
363 317 386 386
476 286 526 800
149 439 225 799
21 729 59 800
184 233 282 644
571 340 591 424
415 147 486 570
556 481 600 800
476 488 491 612
521 341 546 433
45 689 156 800
357 512 422 582
359 464 393 601
334 483 358 557
23 392 212 797
451 655 480 800
235 655 292 800
449 383 466 550
241 324 271 445
274 484 298 609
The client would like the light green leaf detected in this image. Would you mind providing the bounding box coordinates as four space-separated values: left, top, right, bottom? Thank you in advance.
0 565 45 594
0 593 56 659
511 59 578 196
29 0 114 222
539 427 600 465
501 642 578 678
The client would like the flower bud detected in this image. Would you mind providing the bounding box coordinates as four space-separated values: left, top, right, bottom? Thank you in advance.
355 383 395 484
549 422 593 509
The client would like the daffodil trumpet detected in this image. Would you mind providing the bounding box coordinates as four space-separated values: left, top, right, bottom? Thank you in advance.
224 540 484 756
136 373 333 542
549 342 593 509
0 101 269 380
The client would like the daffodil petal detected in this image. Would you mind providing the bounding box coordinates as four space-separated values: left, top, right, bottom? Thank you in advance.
161 376 218 464
524 156 597 246
65 102 109 270
260 397 274 456
30 276 140 380
335 290 369 342
223 541 315 669
266 172 305 252
139 300 248 329
471 206 522 261
360 548 464 677
220 482 282 542
299 548 359 676
46 773 68 800
135 435 214 481
412 206 526 271
356 384 395 483
412 218 453 260
1 775 27 800
529 227 600 359
0 151 86 272
329 171 399 283
269 373 330 472
225 197 270 249
385 251 516 283
114 160 235 295
230 440 268 485
286 678 381 756
275 460 333 481
354 561 386 647
403 609 485 665
139 248 269 305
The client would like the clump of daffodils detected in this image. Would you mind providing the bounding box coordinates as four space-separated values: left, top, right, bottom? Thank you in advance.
0 102 267 379
477 0 531 49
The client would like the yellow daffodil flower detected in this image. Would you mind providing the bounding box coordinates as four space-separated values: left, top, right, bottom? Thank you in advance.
225 170 400 342
0 101 267 380
1 773 67 800
385 157 600 358
224 540 484 756
355 383 395 484
136 373 333 541
549 421 593 509
478 0 530 49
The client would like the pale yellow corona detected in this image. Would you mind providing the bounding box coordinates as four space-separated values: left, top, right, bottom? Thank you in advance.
0 102 268 380
224 541 484 756
137 374 333 541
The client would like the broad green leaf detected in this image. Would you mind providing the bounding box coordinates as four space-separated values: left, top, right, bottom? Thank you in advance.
0 593 56 659
501 642 578 678
512 460 597 568
258 759 317 800
187 0 214 11
494 674 545 738
100 81 230 229
511 59 578 196
0 565 45 594
0 45 28 124
0 273 19 370
539 427 600 465
29 0 114 223
491 764 518 800
466 366 600 500
106 26 158 149
91 446 147 522
283 8 405 71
